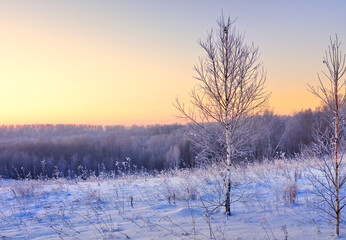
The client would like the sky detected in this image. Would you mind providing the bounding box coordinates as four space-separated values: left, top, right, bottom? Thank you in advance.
0 0 346 126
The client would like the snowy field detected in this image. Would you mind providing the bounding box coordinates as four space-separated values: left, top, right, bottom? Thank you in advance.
0 159 344 239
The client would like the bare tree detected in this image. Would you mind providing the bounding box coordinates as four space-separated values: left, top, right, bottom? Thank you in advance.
175 14 270 215
308 35 346 236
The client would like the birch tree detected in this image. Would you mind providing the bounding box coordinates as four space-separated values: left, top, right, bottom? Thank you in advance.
175 15 270 215
308 35 346 236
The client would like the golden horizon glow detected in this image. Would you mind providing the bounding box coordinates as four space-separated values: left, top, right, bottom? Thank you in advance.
0 1 344 126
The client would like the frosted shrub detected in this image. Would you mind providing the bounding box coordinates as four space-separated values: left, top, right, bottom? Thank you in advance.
161 170 201 202
165 179 199 201
10 180 39 199
163 183 177 204
282 182 297 204
184 182 199 200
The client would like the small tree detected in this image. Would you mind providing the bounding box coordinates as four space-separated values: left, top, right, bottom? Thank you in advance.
308 35 346 236
175 14 270 215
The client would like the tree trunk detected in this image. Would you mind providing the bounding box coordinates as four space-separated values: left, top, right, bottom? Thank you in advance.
334 73 339 236
225 126 232 215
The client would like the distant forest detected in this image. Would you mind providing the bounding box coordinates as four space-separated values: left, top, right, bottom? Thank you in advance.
0 108 332 179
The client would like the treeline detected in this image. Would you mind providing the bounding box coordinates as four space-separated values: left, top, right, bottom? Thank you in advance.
0 108 330 179
0 124 193 179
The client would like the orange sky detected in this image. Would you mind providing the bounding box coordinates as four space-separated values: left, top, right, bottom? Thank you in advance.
0 1 343 126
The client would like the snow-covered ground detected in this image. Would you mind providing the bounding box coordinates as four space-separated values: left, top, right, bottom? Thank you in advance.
0 159 344 239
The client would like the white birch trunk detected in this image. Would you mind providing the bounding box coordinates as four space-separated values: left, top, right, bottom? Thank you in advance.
225 124 232 215
334 67 340 237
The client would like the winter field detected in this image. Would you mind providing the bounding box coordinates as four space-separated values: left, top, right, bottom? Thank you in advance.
0 159 344 240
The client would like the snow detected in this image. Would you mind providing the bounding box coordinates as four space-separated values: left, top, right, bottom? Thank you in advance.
0 159 344 239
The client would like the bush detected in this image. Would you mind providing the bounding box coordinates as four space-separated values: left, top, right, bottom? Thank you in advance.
282 182 297 204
